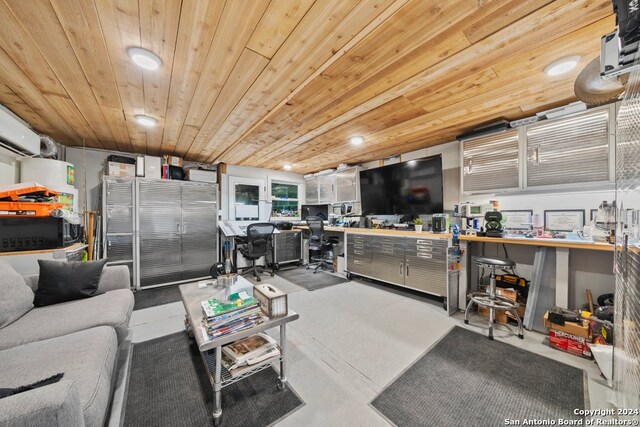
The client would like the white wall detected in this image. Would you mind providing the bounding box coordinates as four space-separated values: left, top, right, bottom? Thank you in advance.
221 164 305 221
0 147 20 184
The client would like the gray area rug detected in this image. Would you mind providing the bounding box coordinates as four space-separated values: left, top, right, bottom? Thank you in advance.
276 267 349 291
371 326 586 427
124 332 303 427
133 285 182 310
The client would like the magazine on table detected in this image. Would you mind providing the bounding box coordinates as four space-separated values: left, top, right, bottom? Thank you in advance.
222 333 278 366
221 347 281 377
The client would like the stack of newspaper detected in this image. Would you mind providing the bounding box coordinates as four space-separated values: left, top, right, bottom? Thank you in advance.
201 291 266 339
221 333 281 377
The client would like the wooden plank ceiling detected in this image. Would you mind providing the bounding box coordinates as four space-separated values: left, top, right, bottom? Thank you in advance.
0 0 614 174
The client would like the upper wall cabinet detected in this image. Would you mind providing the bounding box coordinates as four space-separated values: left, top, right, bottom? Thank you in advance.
526 107 613 188
304 172 335 204
335 167 361 202
304 177 319 204
462 130 519 193
461 104 615 194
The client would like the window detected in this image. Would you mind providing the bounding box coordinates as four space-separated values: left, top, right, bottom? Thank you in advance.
270 182 300 218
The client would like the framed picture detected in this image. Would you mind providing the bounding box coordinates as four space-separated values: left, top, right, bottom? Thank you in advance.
544 210 585 232
501 210 534 230
590 209 598 221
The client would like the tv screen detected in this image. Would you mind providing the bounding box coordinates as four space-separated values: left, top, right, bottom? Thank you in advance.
359 156 443 216
301 204 329 220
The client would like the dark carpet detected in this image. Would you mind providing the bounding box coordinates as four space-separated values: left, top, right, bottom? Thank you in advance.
124 332 303 427
276 267 349 291
371 326 586 427
133 285 182 310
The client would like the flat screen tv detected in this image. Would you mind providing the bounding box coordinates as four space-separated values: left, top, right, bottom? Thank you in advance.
359 155 443 216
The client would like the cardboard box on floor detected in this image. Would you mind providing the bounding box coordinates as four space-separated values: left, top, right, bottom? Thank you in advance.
543 311 592 358
477 288 525 325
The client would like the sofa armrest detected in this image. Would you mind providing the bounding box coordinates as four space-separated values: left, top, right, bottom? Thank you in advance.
0 380 85 427
98 265 131 292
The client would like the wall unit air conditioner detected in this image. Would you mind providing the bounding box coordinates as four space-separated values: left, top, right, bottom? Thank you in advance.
0 105 39 156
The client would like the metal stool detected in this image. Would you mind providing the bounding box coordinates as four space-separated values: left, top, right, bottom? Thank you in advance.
464 256 524 340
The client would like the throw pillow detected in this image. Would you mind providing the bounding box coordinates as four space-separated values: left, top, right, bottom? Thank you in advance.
0 260 34 328
34 259 109 307
0 373 64 399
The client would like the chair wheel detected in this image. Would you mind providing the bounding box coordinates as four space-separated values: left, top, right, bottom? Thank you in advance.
518 334 524 339
270 272 274 277
313 270 317 274
256 277 261 282
464 319 469 324
488 336 494 340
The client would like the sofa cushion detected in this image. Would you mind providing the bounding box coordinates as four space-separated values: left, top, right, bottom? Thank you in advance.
34 259 108 307
0 260 34 329
0 288 133 350
0 326 117 427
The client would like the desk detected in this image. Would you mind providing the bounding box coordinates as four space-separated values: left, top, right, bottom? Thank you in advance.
458 235 614 331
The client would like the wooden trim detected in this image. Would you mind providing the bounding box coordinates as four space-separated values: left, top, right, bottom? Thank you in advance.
458 235 613 251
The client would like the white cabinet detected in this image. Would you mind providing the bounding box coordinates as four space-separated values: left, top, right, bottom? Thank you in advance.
335 167 360 202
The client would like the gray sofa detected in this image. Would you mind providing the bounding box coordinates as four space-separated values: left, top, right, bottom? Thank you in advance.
0 264 134 427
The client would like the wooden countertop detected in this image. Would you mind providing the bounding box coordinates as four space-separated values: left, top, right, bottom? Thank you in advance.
458 235 614 252
295 225 451 239
0 242 87 256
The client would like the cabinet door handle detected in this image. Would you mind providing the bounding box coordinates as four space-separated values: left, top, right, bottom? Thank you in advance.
183 223 187 235
176 223 181 235
406 263 409 276
400 263 403 275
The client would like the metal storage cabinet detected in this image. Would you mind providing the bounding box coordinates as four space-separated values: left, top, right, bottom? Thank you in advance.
180 182 218 280
346 233 371 277
137 179 183 287
273 230 302 267
335 167 360 202
317 173 335 204
103 176 135 287
304 178 319 204
370 235 405 286
404 237 448 296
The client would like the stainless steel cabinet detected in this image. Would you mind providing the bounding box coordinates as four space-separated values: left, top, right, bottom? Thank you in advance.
304 173 335 204
273 230 302 266
304 178 319 204
346 233 448 297
136 179 217 288
346 234 372 277
335 167 360 202
103 176 135 286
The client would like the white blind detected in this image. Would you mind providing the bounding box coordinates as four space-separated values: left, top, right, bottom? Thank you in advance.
462 130 519 192
526 109 610 187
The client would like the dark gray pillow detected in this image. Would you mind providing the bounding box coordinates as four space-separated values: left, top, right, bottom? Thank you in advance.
34 259 108 307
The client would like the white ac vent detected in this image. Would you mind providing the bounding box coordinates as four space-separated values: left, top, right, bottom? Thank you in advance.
0 105 40 156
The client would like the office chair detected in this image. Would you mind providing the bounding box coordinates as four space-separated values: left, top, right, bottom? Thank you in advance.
238 223 276 282
306 216 339 274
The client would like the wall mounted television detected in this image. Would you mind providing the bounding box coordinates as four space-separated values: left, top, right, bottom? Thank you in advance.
359 155 443 216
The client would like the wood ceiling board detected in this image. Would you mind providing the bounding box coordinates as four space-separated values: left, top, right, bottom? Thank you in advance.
0 81 57 138
182 48 269 160
246 0 315 59
462 0 554 44
241 0 611 171
0 46 83 143
139 0 182 153
5 0 116 144
158 0 226 154
205 0 400 162
236 1 480 164
94 0 145 153
44 94 103 148
209 0 408 162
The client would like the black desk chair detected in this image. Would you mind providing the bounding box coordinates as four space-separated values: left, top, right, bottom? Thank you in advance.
306 216 339 274
238 223 276 282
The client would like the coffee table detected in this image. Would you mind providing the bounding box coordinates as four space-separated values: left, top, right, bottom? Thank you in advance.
179 277 299 425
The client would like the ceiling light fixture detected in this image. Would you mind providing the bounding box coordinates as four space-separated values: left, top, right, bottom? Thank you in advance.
544 55 581 76
283 163 293 171
350 136 364 146
135 115 157 127
127 47 162 70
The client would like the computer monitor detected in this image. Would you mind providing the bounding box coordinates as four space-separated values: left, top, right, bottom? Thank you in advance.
301 204 329 220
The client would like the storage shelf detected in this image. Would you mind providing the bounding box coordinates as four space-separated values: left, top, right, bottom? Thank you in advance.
202 350 282 388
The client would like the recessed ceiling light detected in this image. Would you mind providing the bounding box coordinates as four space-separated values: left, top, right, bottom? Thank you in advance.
283 163 293 171
127 47 162 70
407 160 417 166
544 55 581 76
350 136 364 146
135 115 157 127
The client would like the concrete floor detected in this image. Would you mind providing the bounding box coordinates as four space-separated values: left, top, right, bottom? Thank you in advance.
116 269 614 426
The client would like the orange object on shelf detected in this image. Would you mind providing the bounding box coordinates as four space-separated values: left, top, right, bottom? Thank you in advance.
0 201 64 217
0 185 59 201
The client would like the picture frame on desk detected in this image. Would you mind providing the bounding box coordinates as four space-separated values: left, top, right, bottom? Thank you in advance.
501 210 534 230
544 209 585 232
